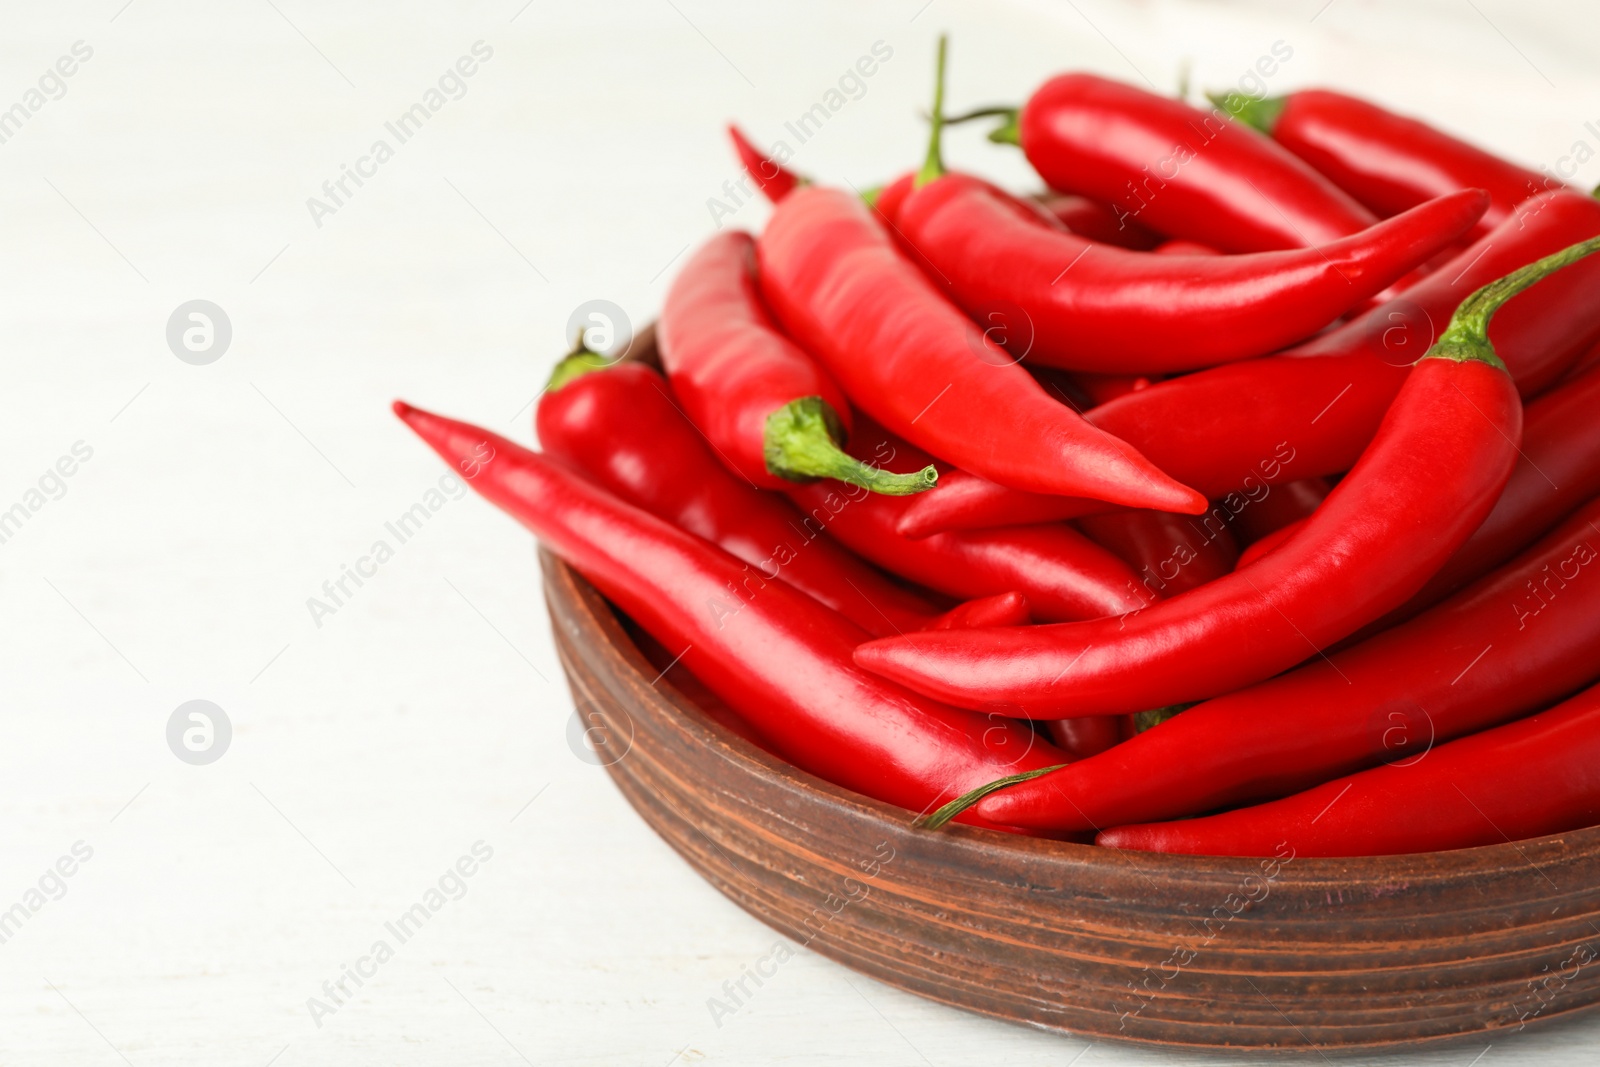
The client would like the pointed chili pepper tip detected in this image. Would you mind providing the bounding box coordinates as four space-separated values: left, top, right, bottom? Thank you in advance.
1424 232 1600 370
1207 90 1287 133
393 399 416 420
916 763 1069 830
764 396 937 496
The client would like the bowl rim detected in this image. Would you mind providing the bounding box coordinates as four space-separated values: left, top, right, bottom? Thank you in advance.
545 545 1600 878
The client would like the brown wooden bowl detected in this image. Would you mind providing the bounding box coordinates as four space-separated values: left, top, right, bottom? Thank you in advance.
545 550 1600 1052
540 324 1600 1051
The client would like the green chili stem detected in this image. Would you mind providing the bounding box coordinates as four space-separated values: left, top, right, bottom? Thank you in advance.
1426 234 1600 369
764 397 937 495
1206 91 1286 133
918 764 1069 830
915 35 949 188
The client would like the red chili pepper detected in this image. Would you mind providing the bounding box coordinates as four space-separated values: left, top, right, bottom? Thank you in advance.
899 169 1483 373
891 190 1600 540
1080 188 1600 501
1099 679 1600 858
658 230 934 496
786 419 1156 623
1075 509 1239 599
727 123 805 203
1216 88 1562 241
893 469 1114 539
899 49 1484 374
1036 192 1161 249
1229 476 1329 544
985 72 1380 251
535 356 940 637
1369 361 1600 625
755 40 1203 512
923 591 1031 630
757 184 1204 511
393 401 1067 828
974 494 1600 834
856 239 1600 718
1233 518 1302 570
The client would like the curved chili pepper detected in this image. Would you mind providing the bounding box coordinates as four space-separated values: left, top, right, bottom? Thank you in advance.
974 494 1600 834
897 169 1484 372
1099 680 1600 857
891 188 1600 539
894 469 1113 539
727 123 805 203
535 356 940 637
658 230 934 496
1230 476 1329 544
856 238 1600 717
1080 188 1600 500
1076 509 1239 599
786 419 1155 623
1371 361 1600 625
393 401 1066 829
984 73 1379 251
1037 192 1161 249
756 184 1204 511
1215 88 1561 241
924 591 1031 630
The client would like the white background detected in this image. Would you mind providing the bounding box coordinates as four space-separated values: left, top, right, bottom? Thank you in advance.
2 0 1597 1063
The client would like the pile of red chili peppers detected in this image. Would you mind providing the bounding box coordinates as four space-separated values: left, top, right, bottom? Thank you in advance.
398 38 1600 859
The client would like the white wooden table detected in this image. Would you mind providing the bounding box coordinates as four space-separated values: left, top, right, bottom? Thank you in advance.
1 1 1596 1062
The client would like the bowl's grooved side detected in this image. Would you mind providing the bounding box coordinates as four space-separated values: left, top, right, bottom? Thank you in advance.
542 532 1600 1051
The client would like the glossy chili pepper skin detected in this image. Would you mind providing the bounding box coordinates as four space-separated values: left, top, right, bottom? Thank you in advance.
727 124 804 203
1076 509 1239 599
1084 190 1600 500
896 172 1486 372
893 190 1600 535
756 185 1206 512
1379 363 1600 621
894 470 1113 539
978 496 1600 833
925 591 1031 630
1099 680 1600 858
394 402 1066 828
659 231 848 488
1037 192 1160 249
535 360 938 638
1233 518 1302 570
1227 89 1560 241
658 230 930 496
854 355 1522 717
786 420 1156 623
1018 73 1378 252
